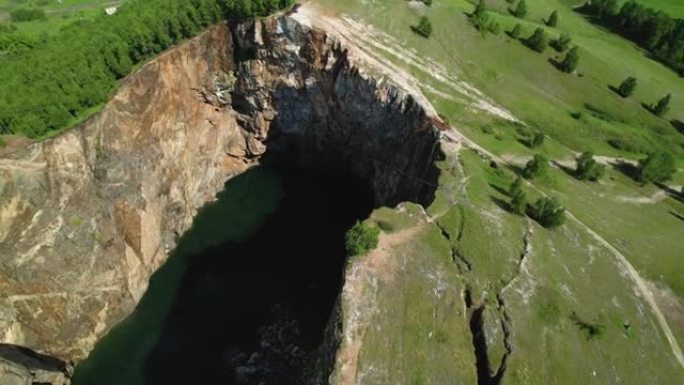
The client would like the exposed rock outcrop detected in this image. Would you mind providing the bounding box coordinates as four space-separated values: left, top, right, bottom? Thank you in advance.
0 12 444 371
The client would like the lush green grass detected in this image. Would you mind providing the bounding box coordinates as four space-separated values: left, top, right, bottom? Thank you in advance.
0 0 124 36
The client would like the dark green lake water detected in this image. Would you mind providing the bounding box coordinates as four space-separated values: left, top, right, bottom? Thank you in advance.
72 165 374 385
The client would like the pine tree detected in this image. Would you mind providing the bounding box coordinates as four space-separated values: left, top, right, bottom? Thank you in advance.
528 197 565 228
551 33 571 52
412 16 433 38
547 10 559 27
512 0 527 18
560 46 580 73
652 93 672 117
510 23 522 39
530 131 545 148
509 176 524 197
511 190 527 215
617 77 637 98
526 28 548 52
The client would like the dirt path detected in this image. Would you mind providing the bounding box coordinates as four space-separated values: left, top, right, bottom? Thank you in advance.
335 224 425 385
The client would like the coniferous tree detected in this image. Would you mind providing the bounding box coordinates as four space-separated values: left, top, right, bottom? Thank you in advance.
511 190 527 215
528 197 565 228
523 154 549 179
526 28 548 52
547 10 559 27
652 93 672 117
617 77 637 98
560 46 580 73
551 33 571 52
510 23 522 39
412 16 433 38
512 0 527 18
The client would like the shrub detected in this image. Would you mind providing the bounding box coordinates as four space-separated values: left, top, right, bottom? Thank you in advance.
637 151 676 184
575 152 605 181
412 16 433 38
345 221 381 256
10 8 47 22
528 197 565 228
523 154 549 179
617 77 637 98
530 131 544 148
509 176 524 197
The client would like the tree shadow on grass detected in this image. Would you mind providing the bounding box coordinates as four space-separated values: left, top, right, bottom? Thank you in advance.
607 85 623 97
655 182 684 203
671 119 684 134
489 183 511 198
490 195 512 213
611 161 641 183
669 211 684 221
640 102 656 115
551 160 577 178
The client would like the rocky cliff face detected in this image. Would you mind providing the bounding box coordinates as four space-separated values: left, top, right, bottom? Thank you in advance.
0 13 443 380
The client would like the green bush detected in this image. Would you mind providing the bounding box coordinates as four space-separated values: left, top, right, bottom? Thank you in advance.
509 23 522 39
10 8 47 22
412 16 433 38
551 33 571 52
546 10 559 27
512 0 527 18
345 221 381 256
559 46 580 73
637 151 676 184
575 152 605 181
651 93 672 117
510 190 527 215
528 197 565 228
523 154 549 179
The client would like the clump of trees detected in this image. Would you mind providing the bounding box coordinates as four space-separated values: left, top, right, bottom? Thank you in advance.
0 0 295 138
559 46 580 73
580 0 684 75
526 28 548 52
469 0 501 35
575 152 605 181
511 0 527 19
528 197 566 228
637 151 676 184
412 16 433 38
617 77 637 97
345 221 381 256
523 154 549 179
10 8 47 22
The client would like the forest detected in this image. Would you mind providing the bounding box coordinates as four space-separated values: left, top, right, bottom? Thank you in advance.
581 0 684 76
0 0 293 138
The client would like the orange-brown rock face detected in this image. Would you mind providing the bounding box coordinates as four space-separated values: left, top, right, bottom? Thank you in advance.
0 23 251 362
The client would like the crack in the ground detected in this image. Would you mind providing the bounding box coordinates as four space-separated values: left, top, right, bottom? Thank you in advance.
464 223 532 385
434 219 472 273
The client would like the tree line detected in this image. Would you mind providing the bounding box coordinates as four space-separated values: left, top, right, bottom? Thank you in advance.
581 0 684 75
0 0 294 138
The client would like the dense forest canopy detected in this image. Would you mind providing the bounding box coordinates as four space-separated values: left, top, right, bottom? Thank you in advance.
0 0 294 138
581 0 684 76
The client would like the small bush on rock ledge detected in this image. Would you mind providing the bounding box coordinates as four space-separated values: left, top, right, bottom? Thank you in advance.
345 221 381 256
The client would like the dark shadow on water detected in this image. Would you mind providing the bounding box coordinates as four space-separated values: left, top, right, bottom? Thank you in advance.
143 165 374 385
